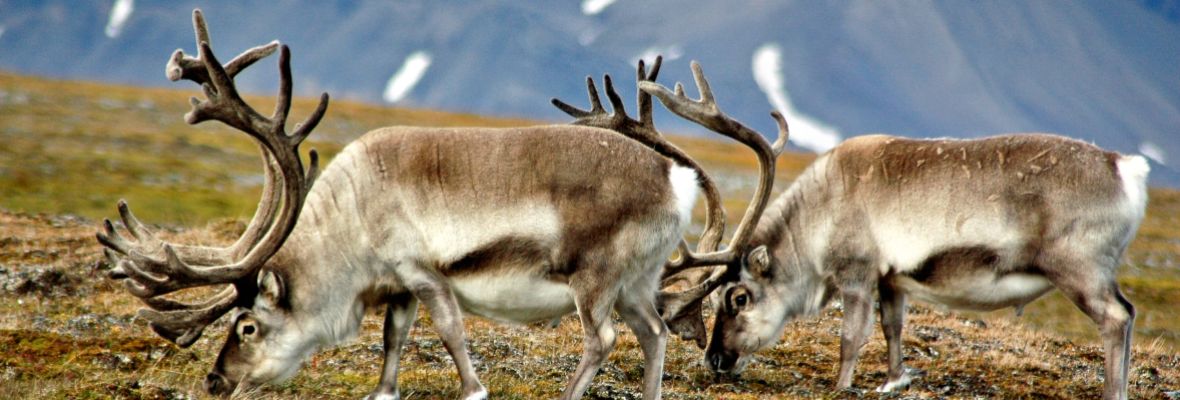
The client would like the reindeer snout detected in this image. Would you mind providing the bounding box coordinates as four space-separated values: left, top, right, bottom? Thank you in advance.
707 351 738 374
205 372 232 396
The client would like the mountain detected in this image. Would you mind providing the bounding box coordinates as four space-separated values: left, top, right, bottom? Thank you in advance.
2 0 1179 185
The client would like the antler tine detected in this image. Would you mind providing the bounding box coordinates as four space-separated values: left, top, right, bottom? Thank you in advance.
166 10 279 87
138 286 239 347
602 74 631 124
770 110 790 156
551 76 607 119
636 56 662 129
272 45 294 131
192 9 211 49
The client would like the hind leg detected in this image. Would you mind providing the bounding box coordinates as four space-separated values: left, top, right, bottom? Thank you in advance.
875 277 914 393
616 286 669 400
1042 252 1134 400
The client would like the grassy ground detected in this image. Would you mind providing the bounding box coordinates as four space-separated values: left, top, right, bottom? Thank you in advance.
2 72 1179 398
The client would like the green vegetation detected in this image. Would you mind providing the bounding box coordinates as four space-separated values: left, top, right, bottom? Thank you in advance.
1 72 1178 398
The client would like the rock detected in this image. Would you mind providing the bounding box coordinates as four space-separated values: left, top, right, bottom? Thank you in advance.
0 265 84 297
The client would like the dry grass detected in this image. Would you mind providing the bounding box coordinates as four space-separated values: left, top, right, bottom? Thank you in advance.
0 211 1177 399
2 71 1179 398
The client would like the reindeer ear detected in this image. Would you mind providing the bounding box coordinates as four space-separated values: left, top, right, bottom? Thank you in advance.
256 269 286 308
745 245 773 277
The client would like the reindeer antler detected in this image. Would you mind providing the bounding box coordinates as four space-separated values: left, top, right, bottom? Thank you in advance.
96 9 326 347
639 61 788 346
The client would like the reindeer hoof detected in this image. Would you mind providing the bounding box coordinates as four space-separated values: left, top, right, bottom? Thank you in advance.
875 367 921 393
364 391 399 400
462 387 488 400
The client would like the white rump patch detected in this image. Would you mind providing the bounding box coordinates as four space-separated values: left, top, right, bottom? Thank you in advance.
1117 154 1150 211
383 51 433 103
668 165 700 226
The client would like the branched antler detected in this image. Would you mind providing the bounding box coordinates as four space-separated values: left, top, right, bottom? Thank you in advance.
95 9 326 347
638 61 788 347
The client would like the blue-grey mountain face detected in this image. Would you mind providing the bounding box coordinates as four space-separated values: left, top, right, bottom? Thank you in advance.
2 0 1178 185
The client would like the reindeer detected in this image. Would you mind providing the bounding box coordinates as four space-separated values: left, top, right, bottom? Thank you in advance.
95 10 786 400
649 70 1150 400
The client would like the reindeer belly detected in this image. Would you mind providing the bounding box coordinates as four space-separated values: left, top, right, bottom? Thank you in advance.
449 271 576 324
895 272 1053 311
889 246 1055 311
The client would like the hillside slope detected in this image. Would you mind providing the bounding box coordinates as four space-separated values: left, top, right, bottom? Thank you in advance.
2 0 1179 185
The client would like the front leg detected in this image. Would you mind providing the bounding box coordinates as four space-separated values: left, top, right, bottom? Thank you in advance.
836 285 874 389
408 271 488 400
367 295 419 400
875 277 914 393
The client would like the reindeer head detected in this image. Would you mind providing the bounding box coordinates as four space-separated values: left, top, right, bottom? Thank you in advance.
702 246 798 374
205 269 313 396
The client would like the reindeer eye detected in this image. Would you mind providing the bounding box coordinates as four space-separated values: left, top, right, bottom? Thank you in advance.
238 320 258 338
734 294 748 307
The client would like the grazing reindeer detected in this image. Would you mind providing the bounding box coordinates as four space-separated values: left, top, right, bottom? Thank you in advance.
653 122 1149 398
96 10 785 400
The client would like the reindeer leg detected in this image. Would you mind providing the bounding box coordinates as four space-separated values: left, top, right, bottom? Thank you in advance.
875 277 912 393
616 287 669 400
836 284 875 390
367 295 419 400
562 268 621 400
410 275 487 400
1042 255 1133 400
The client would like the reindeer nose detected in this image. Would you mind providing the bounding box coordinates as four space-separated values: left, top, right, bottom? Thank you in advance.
708 352 726 373
205 372 231 396
707 350 738 374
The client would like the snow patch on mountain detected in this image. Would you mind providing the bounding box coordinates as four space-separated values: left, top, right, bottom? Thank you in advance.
582 0 619 16
752 43 841 153
1140 141 1168 166
104 0 135 39
383 51 432 104
634 45 683 65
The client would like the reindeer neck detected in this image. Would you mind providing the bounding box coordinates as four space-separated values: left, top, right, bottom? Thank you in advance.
750 153 842 317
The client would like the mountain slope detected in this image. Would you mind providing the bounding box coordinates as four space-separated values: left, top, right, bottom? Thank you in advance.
1 0 1178 185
